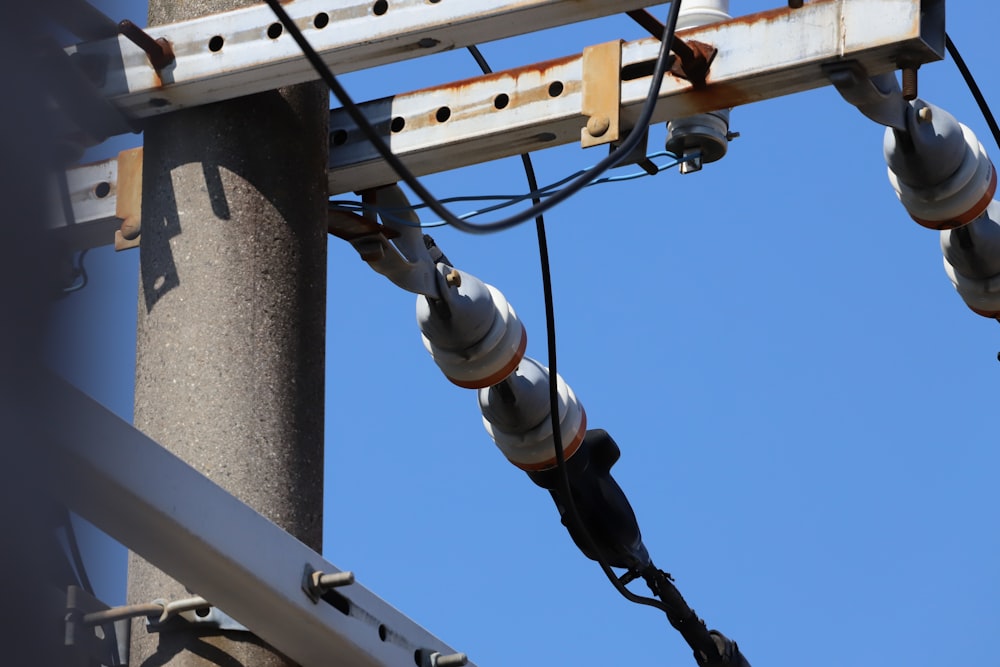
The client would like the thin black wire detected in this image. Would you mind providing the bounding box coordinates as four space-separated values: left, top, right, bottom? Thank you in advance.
466 43 679 619
264 0 682 235
946 33 1000 152
63 509 94 594
59 248 90 296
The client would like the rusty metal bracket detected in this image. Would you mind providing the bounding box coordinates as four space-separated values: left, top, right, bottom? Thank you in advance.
302 563 355 604
624 9 716 87
113 147 142 251
117 19 175 71
668 39 717 88
581 40 623 148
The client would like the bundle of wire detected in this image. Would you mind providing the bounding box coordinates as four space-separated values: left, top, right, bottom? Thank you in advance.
327 151 698 229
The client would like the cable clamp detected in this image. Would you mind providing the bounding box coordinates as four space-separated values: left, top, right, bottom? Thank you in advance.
331 185 442 297
824 60 907 131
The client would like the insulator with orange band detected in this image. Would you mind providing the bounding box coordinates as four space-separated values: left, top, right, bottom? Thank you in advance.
478 356 587 472
416 268 527 390
885 102 996 230
941 199 1000 318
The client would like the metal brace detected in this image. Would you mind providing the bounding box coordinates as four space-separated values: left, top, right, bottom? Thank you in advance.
824 60 908 131
114 147 143 251
581 40 623 148
64 585 129 667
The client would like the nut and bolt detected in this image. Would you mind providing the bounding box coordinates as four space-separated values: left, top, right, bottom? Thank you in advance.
917 106 934 124
901 64 919 101
586 115 611 138
303 565 355 603
118 20 175 70
432 653 469 667
120 216 141 241
445 268 462 288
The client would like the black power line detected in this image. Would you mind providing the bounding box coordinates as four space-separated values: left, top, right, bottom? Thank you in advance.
946 33 1000 153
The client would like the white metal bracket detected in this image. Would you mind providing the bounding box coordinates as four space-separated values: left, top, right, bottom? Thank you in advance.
64 0 661 121
45 376 477 667
324 0 944 194
55 0 945 248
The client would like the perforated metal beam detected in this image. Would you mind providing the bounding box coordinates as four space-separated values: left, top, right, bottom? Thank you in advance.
326 0 944 193
57 0 944 247
45 376 475 667
66 0 661 120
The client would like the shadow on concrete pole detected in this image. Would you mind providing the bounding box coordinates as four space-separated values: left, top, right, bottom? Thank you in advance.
128 1 328 665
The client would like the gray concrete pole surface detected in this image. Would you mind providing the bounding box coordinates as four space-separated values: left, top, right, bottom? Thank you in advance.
128 1 328 665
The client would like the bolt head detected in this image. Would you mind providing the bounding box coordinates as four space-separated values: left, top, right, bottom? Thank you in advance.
445 269 462 288
917 106 933 123
120 216 141 241
586 115 611 138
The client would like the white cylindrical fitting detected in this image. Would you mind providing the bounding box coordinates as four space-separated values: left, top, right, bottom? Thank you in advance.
666 1 732 172
417 269 526 389
888 123 997 230
676 0 730 30
479 357 587 472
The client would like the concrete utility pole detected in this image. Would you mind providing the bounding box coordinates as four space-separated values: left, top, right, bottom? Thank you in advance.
128 0 328 664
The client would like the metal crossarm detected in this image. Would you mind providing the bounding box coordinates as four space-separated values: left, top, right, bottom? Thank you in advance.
56 0 944 247
45 376 476 667
326 0 944 193
65 0 660 121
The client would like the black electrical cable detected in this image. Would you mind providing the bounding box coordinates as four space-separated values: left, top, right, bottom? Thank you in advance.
463 44 721 652
264 0 682 235
946 33 1000 152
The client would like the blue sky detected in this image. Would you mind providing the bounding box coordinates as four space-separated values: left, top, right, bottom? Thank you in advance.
51 2 999 666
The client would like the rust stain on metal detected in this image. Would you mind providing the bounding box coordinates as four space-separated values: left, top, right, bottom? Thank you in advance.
413 52 578 98
118 19 175 70
681 81 765 115
387 51 581 134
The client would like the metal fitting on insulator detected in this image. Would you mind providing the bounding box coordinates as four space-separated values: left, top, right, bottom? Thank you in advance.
416 266 526 389
941 199 1000 317
665 0 732 174
478 357 587 472
885 101 997 230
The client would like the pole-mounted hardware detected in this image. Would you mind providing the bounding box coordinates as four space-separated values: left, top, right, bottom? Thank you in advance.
302 564 355 604
339 191 751 666
825 62 908 131
333 185 442 298
64 585 130 667
832 64 1000 321
117 19 174 71
581 40 624 148
416 649 469 667
660 0 730 174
